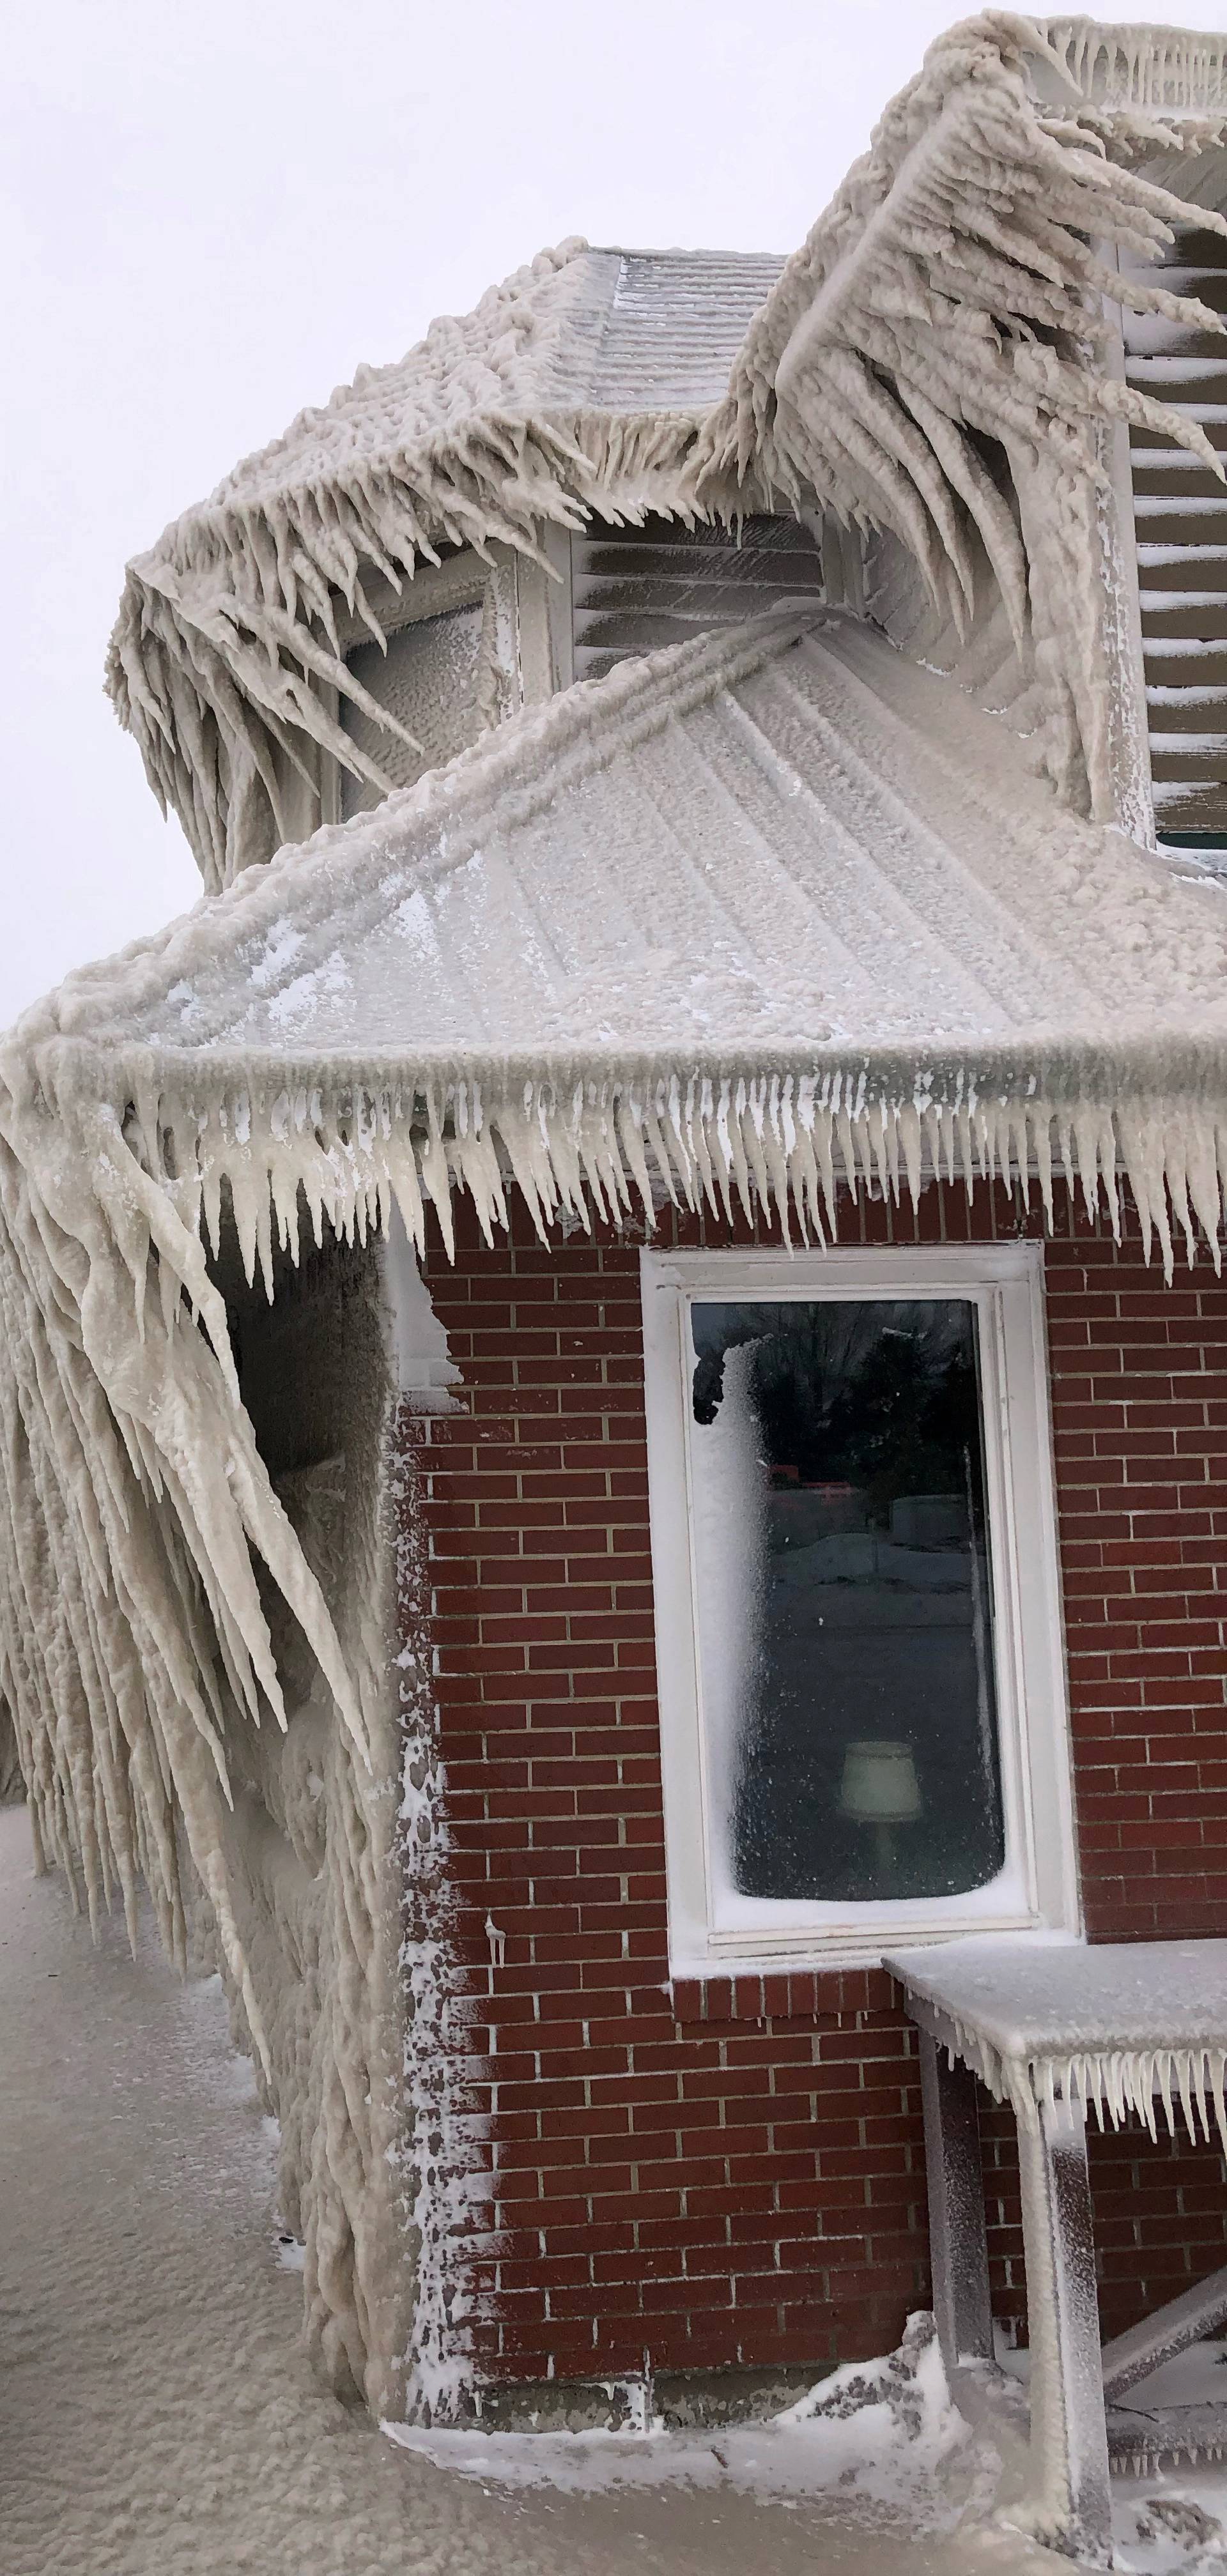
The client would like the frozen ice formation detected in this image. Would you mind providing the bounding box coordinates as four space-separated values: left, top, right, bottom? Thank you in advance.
27 609 1227 1285
695 12 1227 821
13 9 1227 2419
889 1936 1227 2147
105 241 776 892
10 603 1227 2403
109 13 1227 889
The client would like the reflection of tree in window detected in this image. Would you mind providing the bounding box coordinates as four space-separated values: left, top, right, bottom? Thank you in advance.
689 1301 1005 1905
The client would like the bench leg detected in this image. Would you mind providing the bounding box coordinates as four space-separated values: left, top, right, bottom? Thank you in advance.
1017 2093 1113 2567
919 2032 994 2375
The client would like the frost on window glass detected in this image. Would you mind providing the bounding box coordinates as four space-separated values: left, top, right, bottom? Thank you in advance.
340 605 485 817
688 1300 1005 1906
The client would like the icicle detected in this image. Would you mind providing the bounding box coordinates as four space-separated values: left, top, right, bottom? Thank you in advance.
1178 2051 1198 2143
1212 2053 1227 2157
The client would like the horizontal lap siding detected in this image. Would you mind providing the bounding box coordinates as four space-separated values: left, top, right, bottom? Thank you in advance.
415 1183 1227 2381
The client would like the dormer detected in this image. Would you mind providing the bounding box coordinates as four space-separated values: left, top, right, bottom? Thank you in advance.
315 509 826 838
109 245 791 894
108 20 1227 896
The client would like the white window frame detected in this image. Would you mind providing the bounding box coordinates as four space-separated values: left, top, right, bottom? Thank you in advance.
640 1242 1081 1972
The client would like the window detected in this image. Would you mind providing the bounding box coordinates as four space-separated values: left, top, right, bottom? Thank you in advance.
339 602 487 820
322 549 494 825
641 1245 1079 1970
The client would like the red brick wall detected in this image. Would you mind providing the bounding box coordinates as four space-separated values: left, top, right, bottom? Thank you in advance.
1048 1238 1227 1939
414 1179 1227 2384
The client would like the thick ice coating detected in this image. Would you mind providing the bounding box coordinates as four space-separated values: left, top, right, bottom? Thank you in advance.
15 7 1227 2421
695 12 1227 820
109 13 1227 884
888 1935 1227 2146
10 611 1227 2402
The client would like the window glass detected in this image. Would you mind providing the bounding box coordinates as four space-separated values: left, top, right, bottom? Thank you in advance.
688 1299 1004 1907
340 605 485 818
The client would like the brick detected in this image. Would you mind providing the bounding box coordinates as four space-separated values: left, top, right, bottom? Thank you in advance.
413 1188 1227 2385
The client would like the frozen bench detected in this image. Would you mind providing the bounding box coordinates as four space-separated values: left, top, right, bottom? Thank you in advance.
887 1938 1227 2566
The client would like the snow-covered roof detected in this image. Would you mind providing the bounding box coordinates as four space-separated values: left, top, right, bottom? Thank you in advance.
213 249 787 501
68 611 1227 1054
109 15 1227 889
691 13 1227 824
889 1935 1227 2143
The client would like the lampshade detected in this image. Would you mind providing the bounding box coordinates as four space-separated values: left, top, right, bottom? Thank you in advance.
838 1740 922 1826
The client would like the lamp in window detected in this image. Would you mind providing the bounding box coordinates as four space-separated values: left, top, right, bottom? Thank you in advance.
837 1740 922 1881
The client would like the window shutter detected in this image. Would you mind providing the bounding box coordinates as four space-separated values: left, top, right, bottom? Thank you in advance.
570 514 825 682
1124 224 1227 848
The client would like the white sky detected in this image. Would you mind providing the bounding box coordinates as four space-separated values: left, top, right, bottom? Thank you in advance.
6 0 1227 1030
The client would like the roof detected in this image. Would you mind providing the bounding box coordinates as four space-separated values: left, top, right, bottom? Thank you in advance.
75 612 1227 1066
691 14 1227 825
107 243 789 892
27 611 1227 1280
211 247 786 517
107 15 1227 893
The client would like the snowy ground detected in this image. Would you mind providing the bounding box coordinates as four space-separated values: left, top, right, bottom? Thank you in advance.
0 1798 1223 2576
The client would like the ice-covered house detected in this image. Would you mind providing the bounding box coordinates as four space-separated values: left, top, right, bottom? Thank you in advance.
10 6 1227 2515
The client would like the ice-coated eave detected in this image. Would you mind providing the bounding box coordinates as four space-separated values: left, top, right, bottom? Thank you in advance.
105 241 785 891
694 11 1227 821
26 1021 1227 1287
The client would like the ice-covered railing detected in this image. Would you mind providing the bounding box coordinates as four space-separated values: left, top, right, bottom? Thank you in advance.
890 1936 1227 2149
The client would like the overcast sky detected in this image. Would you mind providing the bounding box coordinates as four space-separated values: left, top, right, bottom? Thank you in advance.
6 0 1227 1030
